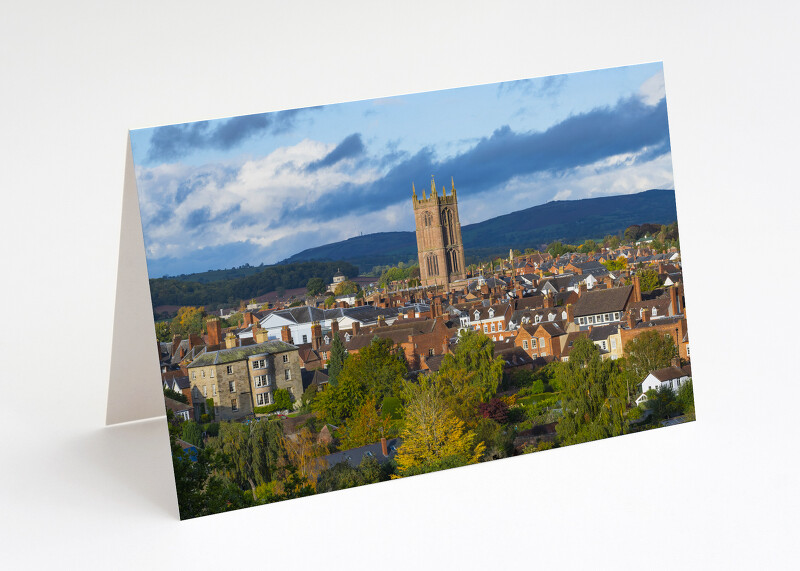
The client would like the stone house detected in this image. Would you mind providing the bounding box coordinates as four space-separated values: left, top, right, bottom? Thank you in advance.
186 338 302 421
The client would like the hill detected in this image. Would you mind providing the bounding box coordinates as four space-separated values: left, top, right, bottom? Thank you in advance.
283 189 678 271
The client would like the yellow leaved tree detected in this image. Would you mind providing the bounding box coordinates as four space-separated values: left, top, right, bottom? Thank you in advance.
393 375 484 478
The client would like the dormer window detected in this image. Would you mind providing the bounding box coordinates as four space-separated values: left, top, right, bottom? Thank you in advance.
324 335 330 344
345 333 351 341
488 309 495 318
474 311 480 320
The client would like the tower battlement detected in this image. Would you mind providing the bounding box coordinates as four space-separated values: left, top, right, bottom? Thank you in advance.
412 176 458 207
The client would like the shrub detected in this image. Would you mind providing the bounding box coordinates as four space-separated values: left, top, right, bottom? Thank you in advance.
200 414 210 423
478 398 510 424
163 388 188 404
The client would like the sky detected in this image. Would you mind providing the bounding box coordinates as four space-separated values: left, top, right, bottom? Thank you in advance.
130 62 674 278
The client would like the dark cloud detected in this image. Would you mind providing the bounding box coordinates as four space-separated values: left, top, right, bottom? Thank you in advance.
145 108 322 163
306 133 365 172
287 95 670 222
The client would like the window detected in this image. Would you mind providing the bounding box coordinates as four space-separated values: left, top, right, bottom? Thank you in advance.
523 340 529 350
284 369 291 380
579 317 586 325
322 352 327 360
498 322 503 331
428 348 435 356
254 375 268 388
201 370 205 378
212 384 217 396
531 338 537 349
203 386 207 397
483 325 488 333
491 323 495 332
488 309 495 318
192 372 196 380
601 341 607 350
282 354 289 363
302 335 308 343
253 359 266 369
210 369 214 378
229 381 235 393
256 392 272 406
611 338 617 350
324 335 329 344
539 337 546 350
345 333 351 341
226 365 233 374
231 398 238 412
614 312 620 320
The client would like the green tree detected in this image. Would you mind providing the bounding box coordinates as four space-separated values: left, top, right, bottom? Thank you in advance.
316 455 394 493
340 397 392 449
676 379 695 420
645 385 679 422
324 295 336 308
181 421 203 447
328 331 347 385
624 330 678 383
556 337 627 446
394 375 485 477
155 321 172 342
637 269 661 292
580 239 599 254
438 329 504 402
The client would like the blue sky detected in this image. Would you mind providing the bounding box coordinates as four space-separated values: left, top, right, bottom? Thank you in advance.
130 62 674 278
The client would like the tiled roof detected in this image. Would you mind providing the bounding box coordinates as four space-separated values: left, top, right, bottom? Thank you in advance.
650 366 687 382
572 286 633 317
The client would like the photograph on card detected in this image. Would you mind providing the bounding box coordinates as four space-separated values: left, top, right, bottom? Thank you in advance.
130 61 694 520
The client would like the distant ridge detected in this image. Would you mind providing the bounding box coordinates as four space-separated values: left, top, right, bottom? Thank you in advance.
282 189 677 271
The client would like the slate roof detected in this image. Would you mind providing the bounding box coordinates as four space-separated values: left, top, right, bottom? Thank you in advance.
187 339 297 368
587 324 619 341
650 366 688 382
572 286 633 317
318 438 403 469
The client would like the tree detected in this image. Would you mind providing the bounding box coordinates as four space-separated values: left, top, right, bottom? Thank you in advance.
324 295 336 308
624 330 678 383
340 397 392 449
555 337 627 446
285 427 329 489
155 321 172 342
170 306 206 336
272 388 293 411
394 376 484 477
580 239 599 254
645 385 679 422
438 329 504 402
676 379 695 420
181 421 203 447
477 398 510 424
327 331 347 385
316 455 393 493
334 280 358 296
637 269 661 292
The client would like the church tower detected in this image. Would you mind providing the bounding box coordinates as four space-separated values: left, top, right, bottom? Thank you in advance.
412 176 467 288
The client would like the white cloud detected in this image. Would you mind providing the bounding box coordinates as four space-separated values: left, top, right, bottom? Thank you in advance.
639 70 666 106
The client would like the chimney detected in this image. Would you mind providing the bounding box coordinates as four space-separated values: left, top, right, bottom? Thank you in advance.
255 329 269 344
633 274 642 303
225 332 237 349
669 285 679 316
579 283 587 296
626 309 636 329
671 355 681 368
171 334 181 357
331 319 339 335
566 303 574 323
189 333 203 348
280 325 293 344
641 307 650 323
311 321 322 350
543 292 553 308
352 321 361 336
381 437 388 457
206 318 222 346
356 298 364 307
243 311 254 326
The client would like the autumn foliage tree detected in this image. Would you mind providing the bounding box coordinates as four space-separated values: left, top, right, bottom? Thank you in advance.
340 397 392 450
170 306 206 336
394 376 484 478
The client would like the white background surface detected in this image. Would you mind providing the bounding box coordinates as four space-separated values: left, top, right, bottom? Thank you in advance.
2 1 798 569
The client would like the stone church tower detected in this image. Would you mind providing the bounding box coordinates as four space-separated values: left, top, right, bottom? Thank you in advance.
412 176 467 288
